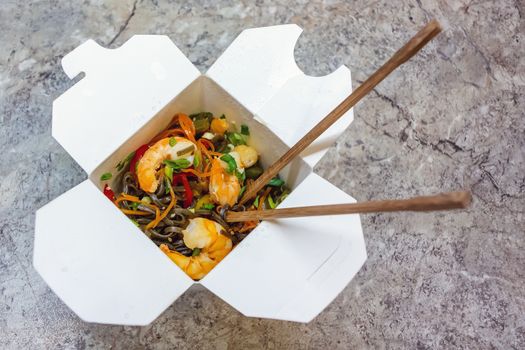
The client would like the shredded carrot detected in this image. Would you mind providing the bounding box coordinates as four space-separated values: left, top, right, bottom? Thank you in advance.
181 168 213 178
198 138 215 152
165 128 185 135
114 194 140 205
115 194 159 209
178 113 196 143
115 194 160 221
120 209 152 216
197 140 212 162
168 114 180 127
150 128 185 143
208 151 224 157
146 182 176 230
204 161 211 173
121 193 140 201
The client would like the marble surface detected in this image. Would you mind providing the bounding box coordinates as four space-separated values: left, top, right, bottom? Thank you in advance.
1 0 524 348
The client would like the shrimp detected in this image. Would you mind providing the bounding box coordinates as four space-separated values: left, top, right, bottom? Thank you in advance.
136 137 195 193
209 157 241 206
160 218 232 280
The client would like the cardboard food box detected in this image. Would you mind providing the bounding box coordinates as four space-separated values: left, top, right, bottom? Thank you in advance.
34 24 367 325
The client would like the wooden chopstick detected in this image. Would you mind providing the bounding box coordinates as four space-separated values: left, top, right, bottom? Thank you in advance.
239 20 442 205
227 191 470 222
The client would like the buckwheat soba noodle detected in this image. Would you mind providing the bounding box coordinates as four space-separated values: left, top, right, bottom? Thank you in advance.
101 112 289 280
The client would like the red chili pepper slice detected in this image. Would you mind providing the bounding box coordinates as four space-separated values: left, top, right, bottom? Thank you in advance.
172 174 179 189
180 174 193 208
173 173 193 208
129 144 149 175
103 184 115 201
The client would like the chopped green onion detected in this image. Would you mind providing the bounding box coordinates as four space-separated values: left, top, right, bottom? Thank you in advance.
116 151 135 171
254 195 260 208
268 195 276 209
100 172 112 181
164 159 191 170
141 196 152 204
235 169 246 183
241 124 250 136
165 178 171 194
192 248 201 256
276 192 289 205
202 203 215 210
193 152 201 168
130 219 139 227
220 154 237 174
267 178 285 187
226 132 246 146
239 185 246 198
131 202 140 210
164 165 173 182
169 137 177 147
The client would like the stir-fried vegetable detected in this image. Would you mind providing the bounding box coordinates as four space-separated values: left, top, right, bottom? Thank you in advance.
226 132 246 146
267 177 285 187
100 172 112 181
129 144 149 175
173 173 193 208
116 151 135 171
220 154 237 174
105 112 290 280
164 159 191 170
103 184 115 201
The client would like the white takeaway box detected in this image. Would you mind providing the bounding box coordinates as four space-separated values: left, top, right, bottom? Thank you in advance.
33 24 367 325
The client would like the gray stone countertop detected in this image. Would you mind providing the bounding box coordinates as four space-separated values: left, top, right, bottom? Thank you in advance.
1 0 523 349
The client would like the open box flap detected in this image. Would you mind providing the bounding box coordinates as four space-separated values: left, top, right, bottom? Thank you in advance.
52 35 200 174
201 173 367 322
33 180 194 325
207 24 353 167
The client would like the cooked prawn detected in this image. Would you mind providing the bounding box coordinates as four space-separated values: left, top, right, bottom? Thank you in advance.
160 218 232 280
136 136 195 193
209 158 241 206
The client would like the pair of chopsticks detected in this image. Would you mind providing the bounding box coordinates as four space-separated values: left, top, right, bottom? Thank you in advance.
226 191 471 222
225 19 471 223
